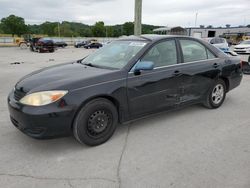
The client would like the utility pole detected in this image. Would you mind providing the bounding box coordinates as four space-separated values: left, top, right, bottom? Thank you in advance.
134 0 142 36
195 12 198 27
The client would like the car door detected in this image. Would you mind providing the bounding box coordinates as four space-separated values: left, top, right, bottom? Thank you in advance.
127 39 182 118
177 39 222 104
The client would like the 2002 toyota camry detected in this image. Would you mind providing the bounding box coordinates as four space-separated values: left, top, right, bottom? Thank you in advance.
8 35 243 146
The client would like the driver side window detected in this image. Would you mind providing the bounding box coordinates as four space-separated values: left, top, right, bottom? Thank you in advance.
141 40 177 68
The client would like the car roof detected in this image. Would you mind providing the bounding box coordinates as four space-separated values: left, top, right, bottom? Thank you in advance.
118 34 193 42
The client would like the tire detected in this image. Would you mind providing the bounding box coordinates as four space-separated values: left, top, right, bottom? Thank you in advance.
73 98 118 146
203 79 226 109
19 42 28 49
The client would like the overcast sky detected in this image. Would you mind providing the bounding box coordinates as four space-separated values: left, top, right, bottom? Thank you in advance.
0 0 249 27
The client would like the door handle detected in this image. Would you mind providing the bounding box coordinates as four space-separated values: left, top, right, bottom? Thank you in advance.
173 70 182 77
213 63 220 68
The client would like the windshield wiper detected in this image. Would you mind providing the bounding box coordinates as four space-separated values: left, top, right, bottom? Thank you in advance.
82 62 119 70
83 63 98 68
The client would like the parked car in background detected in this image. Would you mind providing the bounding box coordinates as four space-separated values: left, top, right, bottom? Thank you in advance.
74 39 97 48
74 41 87 48
234 40 250 54
8 35 242 146
54 40 67 48
84 41 103 49
30 38 55 53
204 37 229 52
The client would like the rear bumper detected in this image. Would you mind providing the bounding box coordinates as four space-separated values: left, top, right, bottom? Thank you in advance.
8 90 75 139
228 72 243 91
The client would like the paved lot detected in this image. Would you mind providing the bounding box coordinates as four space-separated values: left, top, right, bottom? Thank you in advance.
0 47 250 188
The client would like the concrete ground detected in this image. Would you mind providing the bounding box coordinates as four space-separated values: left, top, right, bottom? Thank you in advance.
0 47 249 188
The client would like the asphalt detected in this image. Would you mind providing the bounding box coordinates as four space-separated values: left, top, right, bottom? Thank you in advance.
0 47 249 188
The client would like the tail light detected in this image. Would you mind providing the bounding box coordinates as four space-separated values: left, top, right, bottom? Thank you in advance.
240 60 243 69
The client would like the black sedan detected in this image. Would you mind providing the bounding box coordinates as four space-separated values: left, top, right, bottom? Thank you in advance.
84 42 103 49
54 41 67 48
8 35 243 146
74 39 97 48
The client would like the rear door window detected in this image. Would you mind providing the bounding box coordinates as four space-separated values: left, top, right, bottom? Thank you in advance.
180 39 216 62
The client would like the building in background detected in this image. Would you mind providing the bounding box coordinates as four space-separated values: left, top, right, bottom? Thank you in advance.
153 26 250 44
153 26 187 35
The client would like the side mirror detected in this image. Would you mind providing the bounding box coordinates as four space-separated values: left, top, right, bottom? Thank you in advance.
134 61 154 74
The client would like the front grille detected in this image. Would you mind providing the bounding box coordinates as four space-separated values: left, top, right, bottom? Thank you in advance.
14 88 26 101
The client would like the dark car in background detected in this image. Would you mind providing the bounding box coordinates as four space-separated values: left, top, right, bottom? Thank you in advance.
8 35 242 146
30 38 55 53
74 39 97 48
84 41 103 49
54 41 67 48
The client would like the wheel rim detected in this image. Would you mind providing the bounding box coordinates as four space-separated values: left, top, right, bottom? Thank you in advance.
20 43 27 49
87 109 112 138
211 84 224 104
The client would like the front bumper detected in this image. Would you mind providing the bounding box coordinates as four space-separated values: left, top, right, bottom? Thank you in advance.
234 48 250 54
8 90 75 139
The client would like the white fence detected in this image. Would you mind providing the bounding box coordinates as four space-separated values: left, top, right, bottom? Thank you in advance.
0 37 14 44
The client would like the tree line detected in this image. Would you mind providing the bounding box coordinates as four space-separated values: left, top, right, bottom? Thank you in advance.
0 15 160 37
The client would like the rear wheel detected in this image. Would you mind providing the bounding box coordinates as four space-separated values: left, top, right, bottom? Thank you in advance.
203 79 226 109
73 98 118 146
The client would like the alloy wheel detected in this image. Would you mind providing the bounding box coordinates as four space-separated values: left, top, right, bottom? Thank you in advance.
211 84 224 105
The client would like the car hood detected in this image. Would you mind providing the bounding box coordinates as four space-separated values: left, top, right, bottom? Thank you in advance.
235 44 250 48
15 61 117 93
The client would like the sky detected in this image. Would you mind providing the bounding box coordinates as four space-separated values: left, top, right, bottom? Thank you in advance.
0 0 249 27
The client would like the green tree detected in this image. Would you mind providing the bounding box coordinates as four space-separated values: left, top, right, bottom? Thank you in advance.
92 21 105 37
79 28 93 37
41 21 57 36
1 15 27 36
59 22 73 37
106 26 114 37
0 23 3 33
123 22 134 36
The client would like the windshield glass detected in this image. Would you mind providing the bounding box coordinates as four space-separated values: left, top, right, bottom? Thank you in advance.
81 41 147 69
240 40 250 45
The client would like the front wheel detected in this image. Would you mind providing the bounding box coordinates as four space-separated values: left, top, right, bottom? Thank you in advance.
19 42 28 49
203 79 226 109
73 98 118 146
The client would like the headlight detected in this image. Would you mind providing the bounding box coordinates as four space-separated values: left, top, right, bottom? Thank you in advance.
20 90 68 106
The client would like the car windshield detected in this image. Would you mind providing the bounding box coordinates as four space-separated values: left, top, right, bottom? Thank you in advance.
81 41 147 69
240 40 250 45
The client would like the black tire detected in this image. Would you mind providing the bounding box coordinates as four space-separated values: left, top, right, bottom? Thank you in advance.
73 98 118 146
203 79 226 109
30 46 34 52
